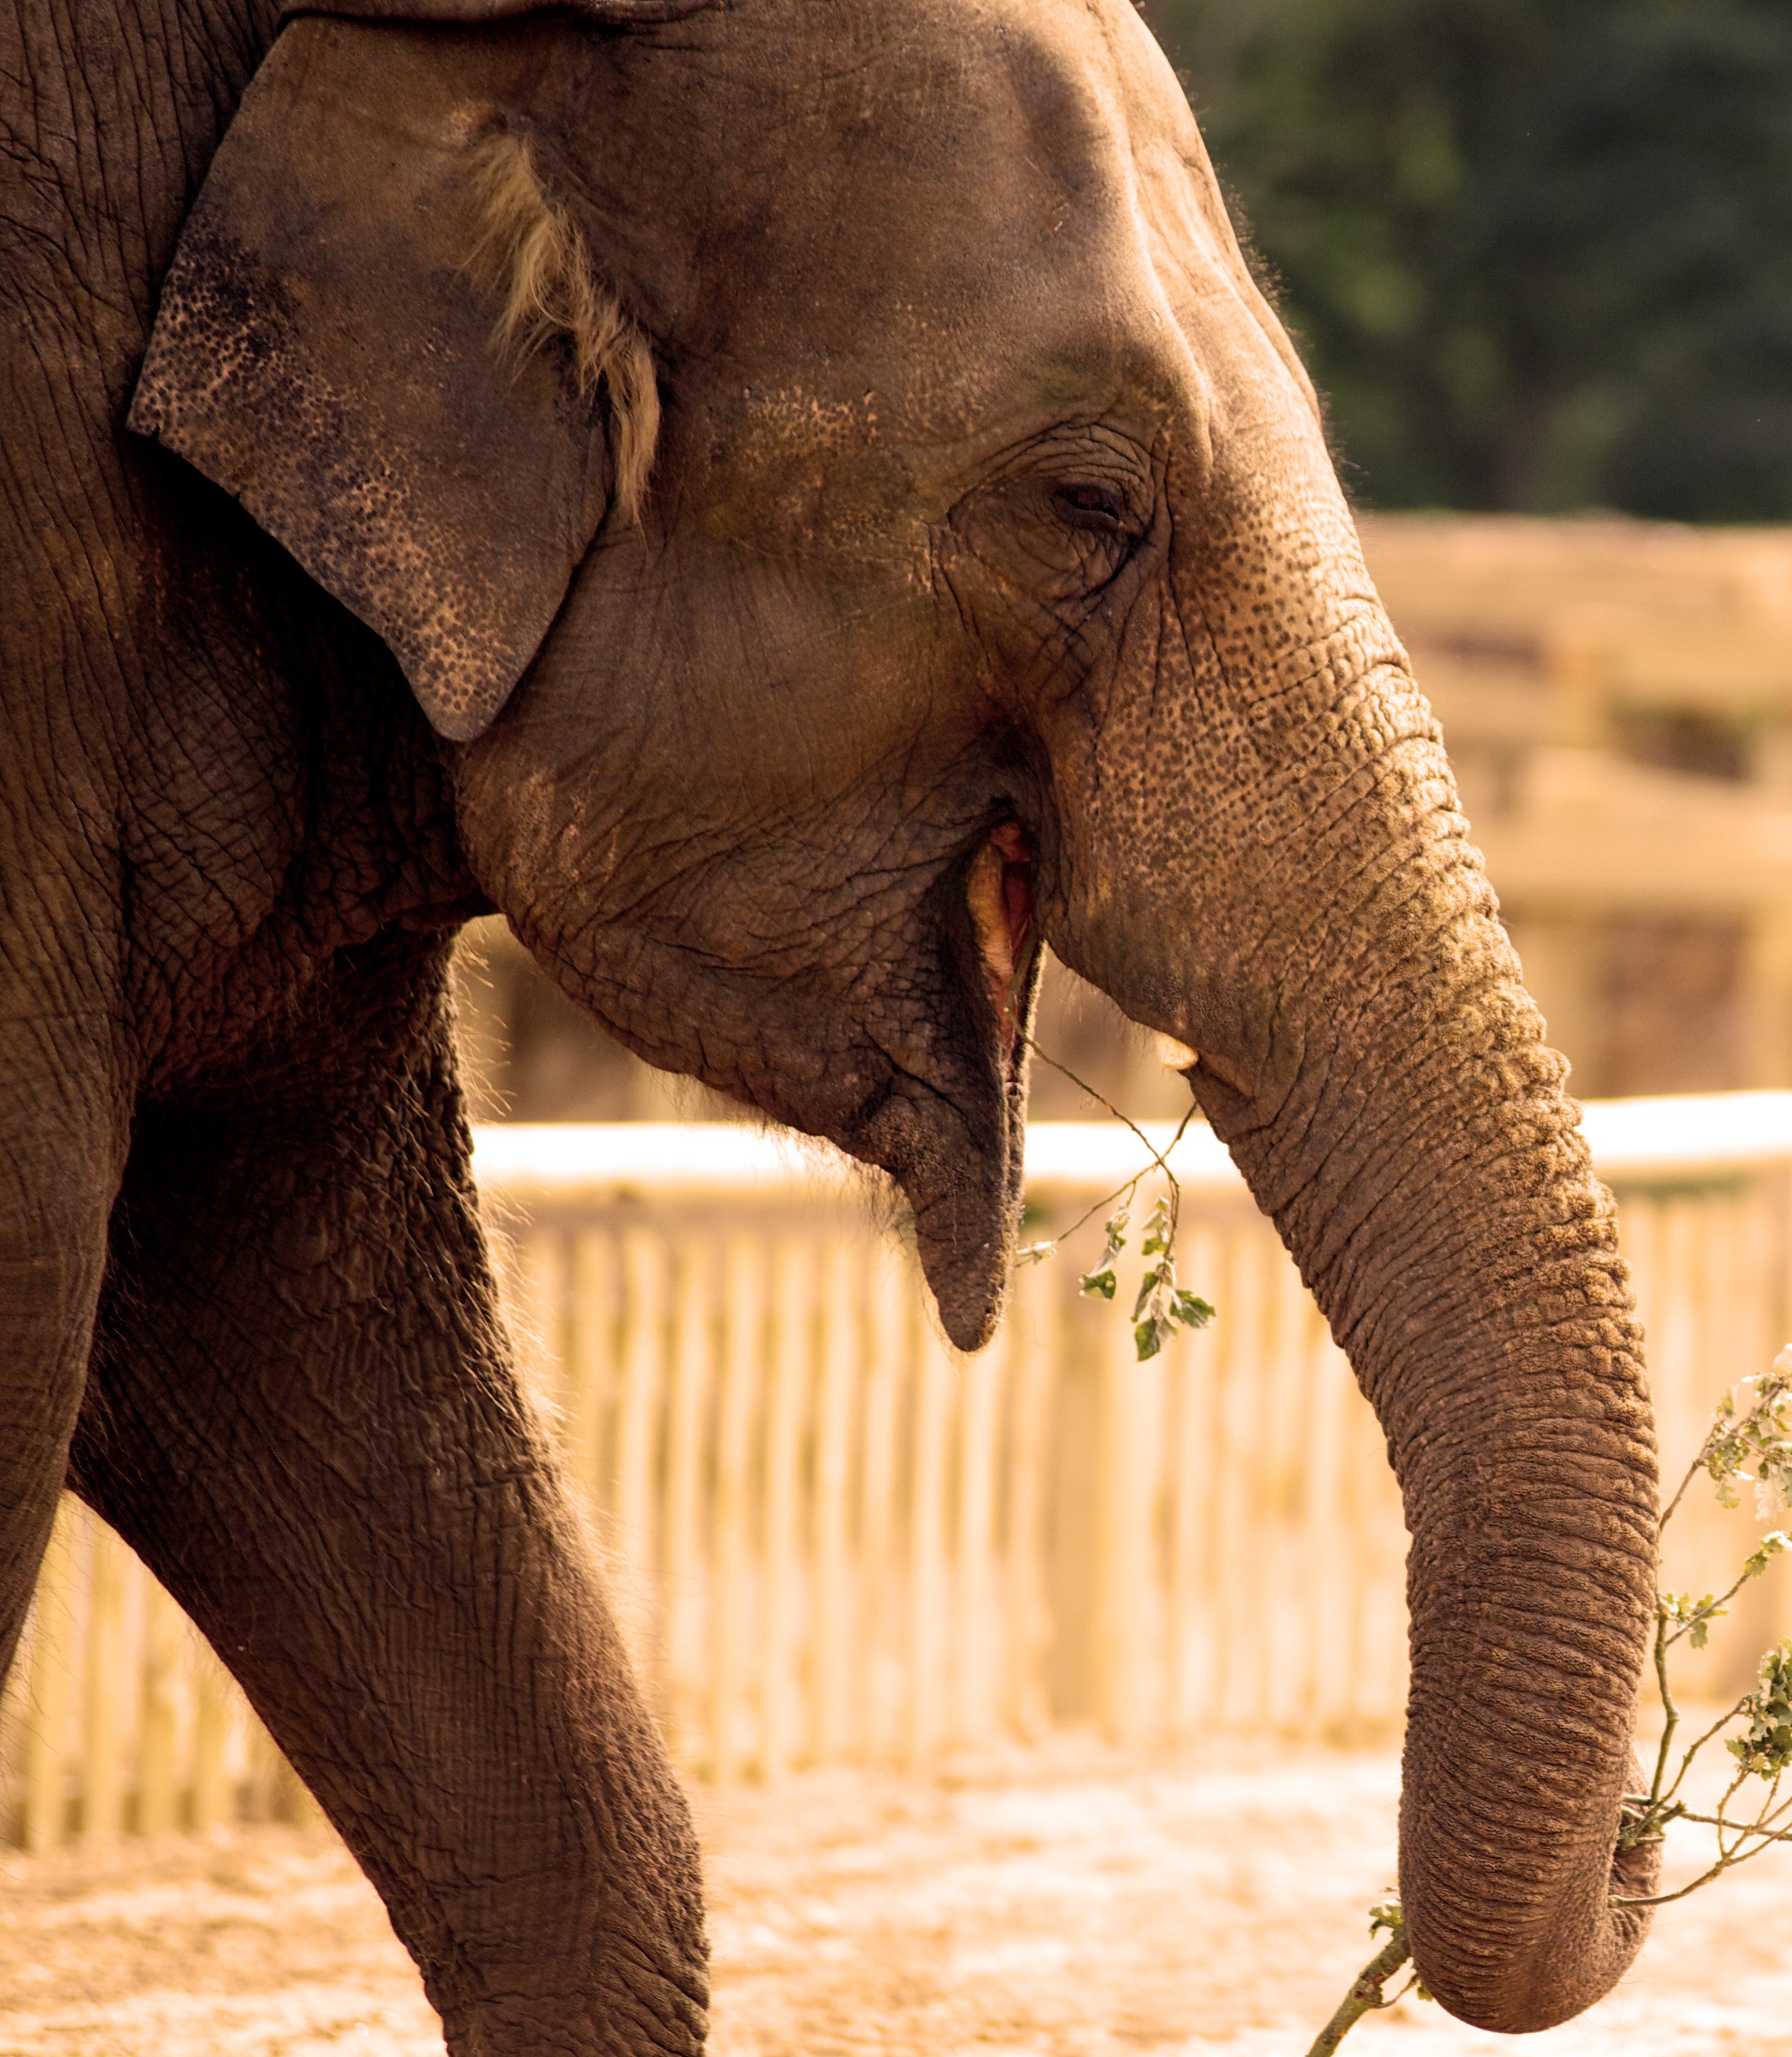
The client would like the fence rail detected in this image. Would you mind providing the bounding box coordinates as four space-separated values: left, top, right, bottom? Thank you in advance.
7 1096 1792 1846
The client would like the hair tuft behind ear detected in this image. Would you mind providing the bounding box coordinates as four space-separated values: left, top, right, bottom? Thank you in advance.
470 131 659 519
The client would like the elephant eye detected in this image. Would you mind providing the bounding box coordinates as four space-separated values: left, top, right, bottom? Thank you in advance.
1051 481 1127 533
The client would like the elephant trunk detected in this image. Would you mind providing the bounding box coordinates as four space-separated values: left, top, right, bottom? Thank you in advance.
1043 439 1659 2028
1190 907 1659 2030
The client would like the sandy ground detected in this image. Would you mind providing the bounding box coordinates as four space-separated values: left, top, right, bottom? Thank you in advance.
2 1736 1790 2057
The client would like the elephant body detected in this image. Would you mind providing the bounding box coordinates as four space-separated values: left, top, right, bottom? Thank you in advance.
2 0 1658 2049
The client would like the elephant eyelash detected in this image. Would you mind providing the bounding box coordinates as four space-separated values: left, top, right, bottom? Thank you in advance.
467 131 661 521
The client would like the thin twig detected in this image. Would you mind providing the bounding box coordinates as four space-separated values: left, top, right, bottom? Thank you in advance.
1665 1561 1765 1650
1647 1607 1677 1813
1017 1035 1195 1250
1674 1816 1792 1843
1660 1695 1754 1809
1616 1736 1791 1904
1023 1033 1193 1182
1302 1930 1413 2057
1657 1449 1711 1534
1611 1824 1792 1909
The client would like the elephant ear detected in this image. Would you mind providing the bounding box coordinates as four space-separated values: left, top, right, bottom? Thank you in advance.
129 4 689 741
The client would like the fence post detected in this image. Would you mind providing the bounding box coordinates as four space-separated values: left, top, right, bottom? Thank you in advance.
710 1233 764 1782
662 1238 714 1766
760 1239 812 1777
81 1518 127 1841
1093 1256 1163 1745
189 1638 236 1831
1211 1227 1270 1725
565 1227 616 1504
613 1229 667 1679
137 1579 182 1836
858 1249 906 1762
809 1237 859 1764
1167 1221 1221 1738
1002 1256 1056 1741
906 1313 953 1767
953 1312 1003 1748
22 1503 76 1851
517 1228 569 1430
1299 1321 1350 1739
1263 1250 1313 1730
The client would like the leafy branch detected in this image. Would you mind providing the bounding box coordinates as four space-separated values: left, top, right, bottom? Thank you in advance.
1611 1356 1792 1907
1015 1035 1214 1360
1311 1351 1792 2049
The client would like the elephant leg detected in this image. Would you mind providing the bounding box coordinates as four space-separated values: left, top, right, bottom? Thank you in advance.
70 947 706 2057
0 1028 125 1685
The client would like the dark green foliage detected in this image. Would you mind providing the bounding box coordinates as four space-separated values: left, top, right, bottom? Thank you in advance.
1145 0 1792 518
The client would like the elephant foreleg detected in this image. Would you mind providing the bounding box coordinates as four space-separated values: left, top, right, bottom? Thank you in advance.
70 955 707 2057
0 1023 125 1692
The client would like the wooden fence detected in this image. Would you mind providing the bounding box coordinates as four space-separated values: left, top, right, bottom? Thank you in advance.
6 1096 1792 1845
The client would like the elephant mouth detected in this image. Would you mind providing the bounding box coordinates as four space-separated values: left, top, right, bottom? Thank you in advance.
965 821 1036 1056
899 826 1038 1348
843 824 1037 1352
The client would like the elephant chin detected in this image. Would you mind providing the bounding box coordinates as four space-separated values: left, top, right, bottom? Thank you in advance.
839 1040 1029 1353
835 927 1039 1354
854 1072 1021 1351
903 1143 1019 1352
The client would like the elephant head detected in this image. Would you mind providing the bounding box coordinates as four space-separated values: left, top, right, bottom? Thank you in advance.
130 0 1659 2030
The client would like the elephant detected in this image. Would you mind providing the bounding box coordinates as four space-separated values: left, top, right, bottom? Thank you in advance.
1 0 1661 2047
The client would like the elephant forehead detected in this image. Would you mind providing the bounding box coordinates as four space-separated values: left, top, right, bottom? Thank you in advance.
685 259 1196 536
725 37 1181 341
575 0 1205 436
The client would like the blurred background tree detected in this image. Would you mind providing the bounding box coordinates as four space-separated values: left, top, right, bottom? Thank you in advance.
1142 0 1792 520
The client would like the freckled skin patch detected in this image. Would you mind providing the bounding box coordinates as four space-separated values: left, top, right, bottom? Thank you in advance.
11 0 1655 2045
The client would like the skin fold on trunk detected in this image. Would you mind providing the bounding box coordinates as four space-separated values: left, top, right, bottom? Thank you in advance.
1041 387 1660 2028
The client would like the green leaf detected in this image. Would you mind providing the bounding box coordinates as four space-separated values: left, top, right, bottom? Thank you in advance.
1016 1241 1056 1267
1173 1290 1216 1329
1080 1267 1117 1301
1133 1264 1168 1321
1730 1641 1792 1777
1134 1316 1170 1361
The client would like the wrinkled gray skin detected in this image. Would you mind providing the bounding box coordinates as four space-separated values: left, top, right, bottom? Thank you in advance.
1 0 1658 2045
